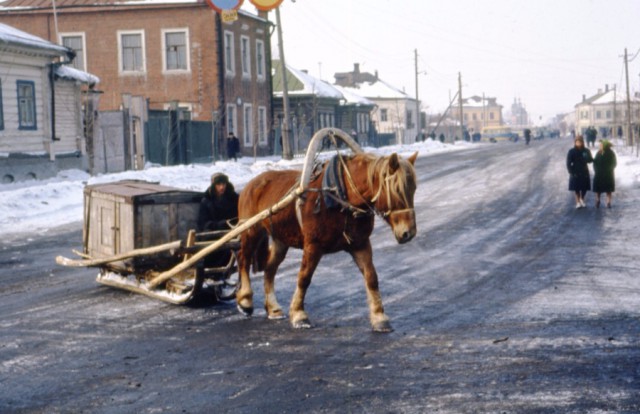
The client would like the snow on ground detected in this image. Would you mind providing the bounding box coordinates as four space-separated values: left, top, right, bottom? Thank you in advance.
0 139 472 238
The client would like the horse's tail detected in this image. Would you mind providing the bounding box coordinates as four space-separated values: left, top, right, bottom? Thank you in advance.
252 231 269 273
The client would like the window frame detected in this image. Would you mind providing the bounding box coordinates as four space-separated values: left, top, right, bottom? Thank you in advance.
161 28 190 74
59 32 87 72
226 104 237 136
243 103 253 147
240 35 251 78
255 39 265 81
224 30 235 77
380 108 388 122
16 80 37 131
258 105 268 145
117 29 146 75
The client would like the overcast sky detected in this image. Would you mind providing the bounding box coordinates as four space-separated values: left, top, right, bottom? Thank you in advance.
246 0 640 124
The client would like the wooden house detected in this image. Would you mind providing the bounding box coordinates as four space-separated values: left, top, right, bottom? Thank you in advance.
0 22 99 182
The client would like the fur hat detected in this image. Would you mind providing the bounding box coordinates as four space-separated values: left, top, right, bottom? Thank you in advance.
575 135 584 144
211 173 229 185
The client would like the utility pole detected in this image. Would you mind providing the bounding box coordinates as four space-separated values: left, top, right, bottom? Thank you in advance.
458 72 464 143
414 49 421 142
613 84 617 140
624 48 633 148
275 7 293 160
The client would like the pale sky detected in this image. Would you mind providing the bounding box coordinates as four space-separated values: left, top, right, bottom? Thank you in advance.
246 0 640 124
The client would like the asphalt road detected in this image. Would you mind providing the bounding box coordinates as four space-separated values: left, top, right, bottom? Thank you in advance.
1 138 639 413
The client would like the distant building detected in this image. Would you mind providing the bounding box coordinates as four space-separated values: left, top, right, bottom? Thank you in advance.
575 84 640 138
271 62 376 152
449 95 503 135
333 64 420 145
509 98 529 128
0 0 274 156
272 60 343 153
0 23 99 182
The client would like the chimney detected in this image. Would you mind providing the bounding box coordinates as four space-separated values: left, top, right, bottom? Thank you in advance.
374 70 378 80
605 84 609 92
354 63 360 74
582 94 586 102
301 69 308 74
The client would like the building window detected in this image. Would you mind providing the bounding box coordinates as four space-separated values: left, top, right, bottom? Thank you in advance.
162 29 189 72
240 35 251 78
0 79 4 130
489 112 495 120
596 110 602 119
243 103 253 147
118 30 145 73
406 110 413 128
256 39 265 81
258 106 268 145
60 33 86 71
472 113 477 121
606 110 612 119
380 108 388 122
17 80 37 130
224 31 235 76
463 113 468 121
226 104 237 136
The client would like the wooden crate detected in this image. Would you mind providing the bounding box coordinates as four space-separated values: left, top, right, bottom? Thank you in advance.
83 180 202 263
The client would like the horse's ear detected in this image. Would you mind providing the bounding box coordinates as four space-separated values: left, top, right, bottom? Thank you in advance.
388 153 400 173
407 151 418 166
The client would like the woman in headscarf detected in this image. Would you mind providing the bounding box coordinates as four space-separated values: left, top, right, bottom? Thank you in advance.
566 135 593 209
592 139 617 208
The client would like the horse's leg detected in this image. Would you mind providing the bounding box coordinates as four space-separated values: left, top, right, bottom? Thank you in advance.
289 245 321 329
264 238 289 320
350 241 393 332
236 230 256 316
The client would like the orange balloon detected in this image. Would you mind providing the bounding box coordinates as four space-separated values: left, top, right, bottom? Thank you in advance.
248 0 284 11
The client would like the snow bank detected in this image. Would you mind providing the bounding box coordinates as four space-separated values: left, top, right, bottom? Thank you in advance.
0 139 468 238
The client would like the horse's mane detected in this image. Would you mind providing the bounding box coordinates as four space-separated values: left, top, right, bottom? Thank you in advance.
354 153 416 207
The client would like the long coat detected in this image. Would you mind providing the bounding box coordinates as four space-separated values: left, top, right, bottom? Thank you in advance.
566 146 593 192
197 183 239 232
593 148 617 193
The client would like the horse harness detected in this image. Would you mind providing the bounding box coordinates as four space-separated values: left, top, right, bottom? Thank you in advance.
294 149 414 243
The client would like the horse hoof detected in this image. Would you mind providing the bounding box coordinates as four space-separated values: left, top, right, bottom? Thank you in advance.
372 320 394 333
267 310 286 320
237 304 253 317
292 319 312 329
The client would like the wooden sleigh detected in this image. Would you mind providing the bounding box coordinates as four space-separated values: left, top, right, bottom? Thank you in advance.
55 128 363 305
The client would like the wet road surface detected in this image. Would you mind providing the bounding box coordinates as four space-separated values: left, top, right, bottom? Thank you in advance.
1 138 639 413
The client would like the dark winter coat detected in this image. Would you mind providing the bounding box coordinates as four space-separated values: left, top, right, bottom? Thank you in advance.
593 148 617 193
566 146 593 192
227 136 240 158
197 183 239 232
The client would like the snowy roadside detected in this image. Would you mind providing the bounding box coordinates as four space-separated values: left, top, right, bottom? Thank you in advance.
0 139 473 238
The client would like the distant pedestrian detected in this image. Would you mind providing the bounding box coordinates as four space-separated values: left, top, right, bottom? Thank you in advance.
586 126 597 148
227 132 240 161
524 128 532 145
439 133 445 143
592 139 617 208
566 135 593 209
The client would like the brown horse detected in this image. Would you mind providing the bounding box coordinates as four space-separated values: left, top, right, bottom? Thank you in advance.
236 151 418 332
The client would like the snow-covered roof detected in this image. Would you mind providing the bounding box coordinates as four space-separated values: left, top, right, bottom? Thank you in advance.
273 61 343 100
55 65 100 85
589 88 640 105
0 22 70 56
348 78 413 100
333 85 375 106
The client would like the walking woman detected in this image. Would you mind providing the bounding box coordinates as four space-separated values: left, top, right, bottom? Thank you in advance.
566 135 593 209
593 139 617 208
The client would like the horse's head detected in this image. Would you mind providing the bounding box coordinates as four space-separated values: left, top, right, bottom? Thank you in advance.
369 152 418 244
